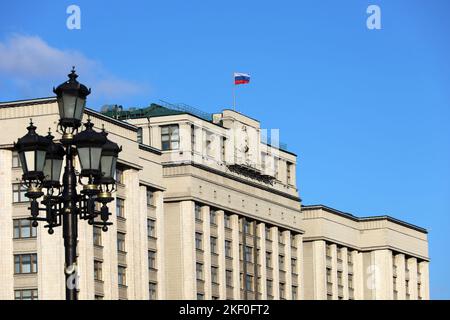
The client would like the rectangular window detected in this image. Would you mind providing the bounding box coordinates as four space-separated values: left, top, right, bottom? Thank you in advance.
279 283 286 299
291 258 297 273
245 274 254 291
210 209 217 225
225 240 232 258
93 226 102 246
94 260 103 281
14 289 38 300
292 286 298 300
337 271 343 286
195 204 202 221
224 214 231 228
116 198 125 218
197 293 204 300
13 219 36 239
196 263 204 281
116 167 124 184
118 266 127 286
226 270 233 287
146 188 154 206
347 251 353 264
265 226 271 240
12 151 21 168
211 266 219 284
278 231 284 244
117 232 126 252
137 127 143 144
291 234 297 247
12 184 28 203
14 254 37 274
267 279 273 297
266 252 272 268
147 219 156 239
221 137 226 162
161 125 180 151
191 125 196 152
243 220 253 235
279 255 285 269
349 274 354 289
149 282 157 300
195 232 203 251
210 236 218 254
244 246 253 263
148 250 157 270
326 268 332 283
326 244 331 257
286 162 293 185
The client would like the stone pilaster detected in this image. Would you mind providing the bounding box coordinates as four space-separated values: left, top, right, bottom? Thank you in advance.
154 191 166 299
230 214 240 299
202 205 212 299
216 210 227 299
270 226 280 299
258 223 267 299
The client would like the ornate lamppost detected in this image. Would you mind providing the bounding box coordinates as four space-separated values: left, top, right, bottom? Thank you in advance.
13 68 121 300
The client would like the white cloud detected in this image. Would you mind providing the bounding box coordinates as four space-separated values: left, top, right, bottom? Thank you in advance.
0 34 147 101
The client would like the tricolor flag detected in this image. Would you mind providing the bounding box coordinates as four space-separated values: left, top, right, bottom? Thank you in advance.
234 72 250 85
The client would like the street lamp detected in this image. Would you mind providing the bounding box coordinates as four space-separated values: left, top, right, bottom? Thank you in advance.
13 68 121 300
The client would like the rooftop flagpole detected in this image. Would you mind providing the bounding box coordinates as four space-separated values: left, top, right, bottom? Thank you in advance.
233 72 236 111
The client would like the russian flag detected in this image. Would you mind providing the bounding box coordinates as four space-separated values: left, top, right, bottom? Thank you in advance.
234 72 250 85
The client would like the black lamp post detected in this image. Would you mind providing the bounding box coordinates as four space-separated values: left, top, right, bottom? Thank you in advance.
13 68 121 300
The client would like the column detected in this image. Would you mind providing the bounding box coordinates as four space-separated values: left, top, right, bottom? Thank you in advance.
216 210 227 299
353 251 364 300
342 247 349 300
230 214 240 299
0 150 14 300
258 223 267 300
270 226 280 300
202 205 212 299
418 261 430 300
396 254 406 300
330 244 338 299
295 235 304 300
154 191 166 299
180 201 197 299
102 197 119 299
312 240 326 300
138 186 150 300
283 230 292 300
373 250 393 300
407 257 418 300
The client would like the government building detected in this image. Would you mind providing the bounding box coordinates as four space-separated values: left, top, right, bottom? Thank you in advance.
0 97 429 300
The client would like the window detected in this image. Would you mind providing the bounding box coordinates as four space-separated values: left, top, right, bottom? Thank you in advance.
95 295 104 300
148 250 157 270
147 219 156 239
265 226 271 240
326 268 332 284
349 274 354 289
195 204 202 221
13 219 36 239
161 125 179 150
279 255 285 269
337 247 343 261
292 286 298 300
278 231 284 244
210 236 218 254
266 252 272 268
286 162 292 185
116 167 124 184
13 184 28 203
244 246 253 263
211 266 219 284
226 270 233 287
137 127 143 144
224 214 231 228
15 289 38 300
210 209 217 225
243 220 253 235
146 188 154 206
291 258 297 273
326 244 331 257
337 271 343 286
93 226 102 246
149 282 157 300
221 137 226 161
196 263 204 281
118 266 127 286
267 279 273 297
116 198 125 218
245 275 254 291
225 240 232 258
197 293 205 300
117 232 126 252
195 232 203 251
94 260 103 281
291 234 297 247
279 283 286 299
12 151 21 168
348 251 353 264
14 254 37 274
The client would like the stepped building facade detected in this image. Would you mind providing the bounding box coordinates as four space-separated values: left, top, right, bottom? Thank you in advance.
0 97 429 300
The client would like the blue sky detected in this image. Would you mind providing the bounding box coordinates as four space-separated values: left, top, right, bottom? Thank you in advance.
1 0 449 299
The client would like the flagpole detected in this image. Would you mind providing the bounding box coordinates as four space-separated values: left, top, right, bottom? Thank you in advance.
233 73 236 111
